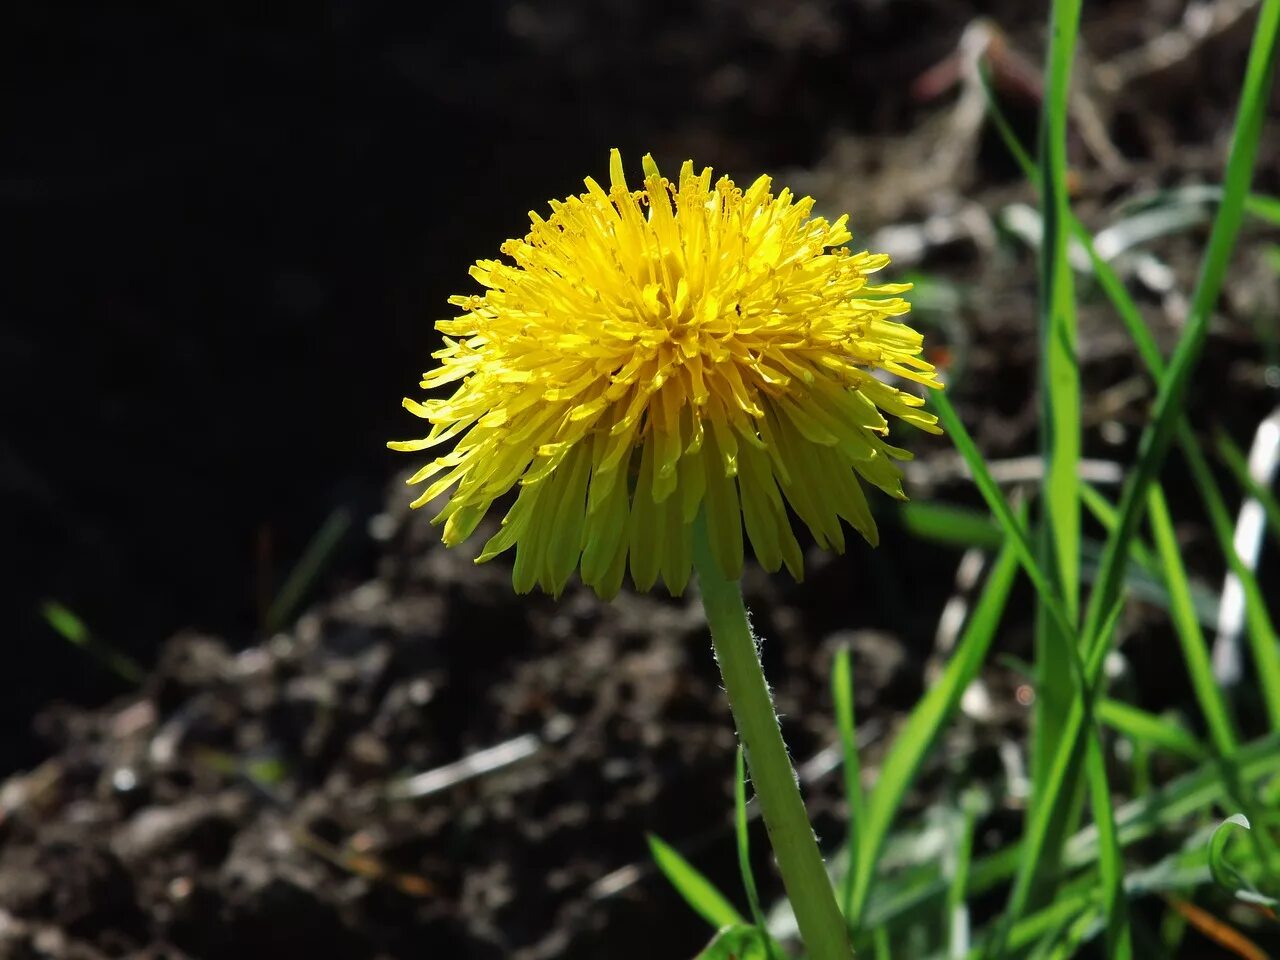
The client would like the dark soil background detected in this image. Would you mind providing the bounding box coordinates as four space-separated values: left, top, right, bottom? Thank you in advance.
4 0 1279 957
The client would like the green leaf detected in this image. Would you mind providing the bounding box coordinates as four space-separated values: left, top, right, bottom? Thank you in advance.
1245 192 1280 226
1178 436 1280 732
1146 487 1240 758
983 0 1280 734
1032 0 1085 832
1028 5 1089 927
832 646 865 917
734 748 780 959
928 392 1073 644
946 795 980 960
40 600 145 684
1095 699 1207 761
648 833 746 931
1080 0 1280 670
695 925 772 960
965 891 1096 959
1144 486 1278 876
1080 486 1222 630
987 596 1123 957
989 4 1280 945
846 525 1021 924
862 732 1280 931
1079 485 1159 577
900 502 1004 550
42 600 89 644
1086 727 1132 959
1208 814 1279 908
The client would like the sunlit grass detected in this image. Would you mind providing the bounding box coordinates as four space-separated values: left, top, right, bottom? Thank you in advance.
655 0 1280 956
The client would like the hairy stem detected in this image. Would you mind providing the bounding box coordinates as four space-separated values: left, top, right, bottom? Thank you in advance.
694 520 853 959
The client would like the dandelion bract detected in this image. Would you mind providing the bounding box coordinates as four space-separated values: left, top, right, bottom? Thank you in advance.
391 150 942 597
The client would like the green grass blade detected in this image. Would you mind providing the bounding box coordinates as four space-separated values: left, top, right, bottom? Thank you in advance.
1082 594 1134 959
648 833 746 930
848 529 1021 923
1145 486 1240 757
1216 428 1280 545
931 397 1115 932
1076 171 1280 730
1080 190 1280 723
734 748 779 958
980 63 1034 176
1039 904 1105 960
1081 0 1280 653
1081 488 1221 629
931 396 1116 938
1055 186 1280 729
1030 0 1085 914
1208 814 1253 895
1079 484 1159 574
832 646 865 918
1146 487 1280 876
266 507 351 633
863 733 1280 931
41 600 146 685
988 52 1275 673
1178 434 1280 730
983 11 1280 727
1096 699 1207 761
943 9 1277 949
987 594 1124 958
929 392 1074 642
1245 192 1280 226
981 61 1163 371
900 502 1005 550
871 750 1274 937
1083 549 1220 630
1014 18 1280 906
1086 732 1132 959
965 892 1096 960
696 925 772 960
1208 814 1279 907
947 796 980 960
1069 732 1280 869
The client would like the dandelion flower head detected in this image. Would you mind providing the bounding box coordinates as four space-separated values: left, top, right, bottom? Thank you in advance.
391 150 942 598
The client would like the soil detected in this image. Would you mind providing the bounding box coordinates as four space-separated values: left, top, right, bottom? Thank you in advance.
0 503 962 959
5 0 1280 957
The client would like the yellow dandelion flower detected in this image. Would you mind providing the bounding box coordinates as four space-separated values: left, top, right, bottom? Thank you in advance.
390 150 942 598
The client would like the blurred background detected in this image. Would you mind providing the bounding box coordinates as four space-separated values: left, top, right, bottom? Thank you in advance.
4 1 1278 957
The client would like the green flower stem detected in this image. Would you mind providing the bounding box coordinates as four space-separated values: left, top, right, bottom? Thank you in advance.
693 521 853 960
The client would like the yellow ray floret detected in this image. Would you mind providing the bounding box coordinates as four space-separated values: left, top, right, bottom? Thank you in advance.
390 150 943 598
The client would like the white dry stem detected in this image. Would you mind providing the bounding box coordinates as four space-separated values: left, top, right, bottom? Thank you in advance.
1212 407 1280 685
